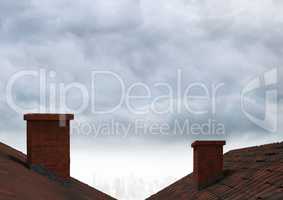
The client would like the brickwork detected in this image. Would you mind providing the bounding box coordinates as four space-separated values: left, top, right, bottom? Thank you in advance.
24 114 74 179
191 141 226 189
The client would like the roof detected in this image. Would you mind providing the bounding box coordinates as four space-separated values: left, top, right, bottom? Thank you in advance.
0 142 116 200
147 142 283 200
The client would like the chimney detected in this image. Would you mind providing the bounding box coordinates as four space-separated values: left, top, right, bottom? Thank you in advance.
24 113 74 179
191 140 226 190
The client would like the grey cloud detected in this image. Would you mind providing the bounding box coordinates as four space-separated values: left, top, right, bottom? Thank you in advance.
0 0 282 142
1 2 283 199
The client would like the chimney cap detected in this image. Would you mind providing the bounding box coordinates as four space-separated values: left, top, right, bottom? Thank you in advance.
24 113 74 121
191 140 226 148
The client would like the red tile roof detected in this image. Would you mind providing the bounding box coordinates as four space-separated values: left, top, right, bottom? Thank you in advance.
147 142 283 200
0 142 116 200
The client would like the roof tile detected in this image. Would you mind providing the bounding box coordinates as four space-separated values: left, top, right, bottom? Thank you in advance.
147 141 283 200
0 142 116 200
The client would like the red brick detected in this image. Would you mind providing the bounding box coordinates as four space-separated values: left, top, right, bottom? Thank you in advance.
24 113 74 179
191 140 226 190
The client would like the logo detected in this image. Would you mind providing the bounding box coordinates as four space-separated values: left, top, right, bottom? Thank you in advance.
241 68 278 132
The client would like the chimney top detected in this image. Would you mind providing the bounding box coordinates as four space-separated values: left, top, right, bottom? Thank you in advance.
192 140 226 190
24 113 74 121
191 140 226 148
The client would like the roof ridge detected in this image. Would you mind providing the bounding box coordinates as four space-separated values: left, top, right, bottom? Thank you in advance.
225 141 283 154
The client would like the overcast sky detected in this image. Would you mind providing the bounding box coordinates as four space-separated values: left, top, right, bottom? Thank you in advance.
0 0 283 199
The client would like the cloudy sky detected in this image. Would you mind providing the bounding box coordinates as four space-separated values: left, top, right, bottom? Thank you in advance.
0 0 283 199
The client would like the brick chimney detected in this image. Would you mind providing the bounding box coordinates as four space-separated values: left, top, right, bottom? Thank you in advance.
191 140 226 190
24 113 74 179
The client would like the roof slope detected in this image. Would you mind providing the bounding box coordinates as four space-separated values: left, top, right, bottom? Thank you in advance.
147 142 283 200
0 142 116 200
